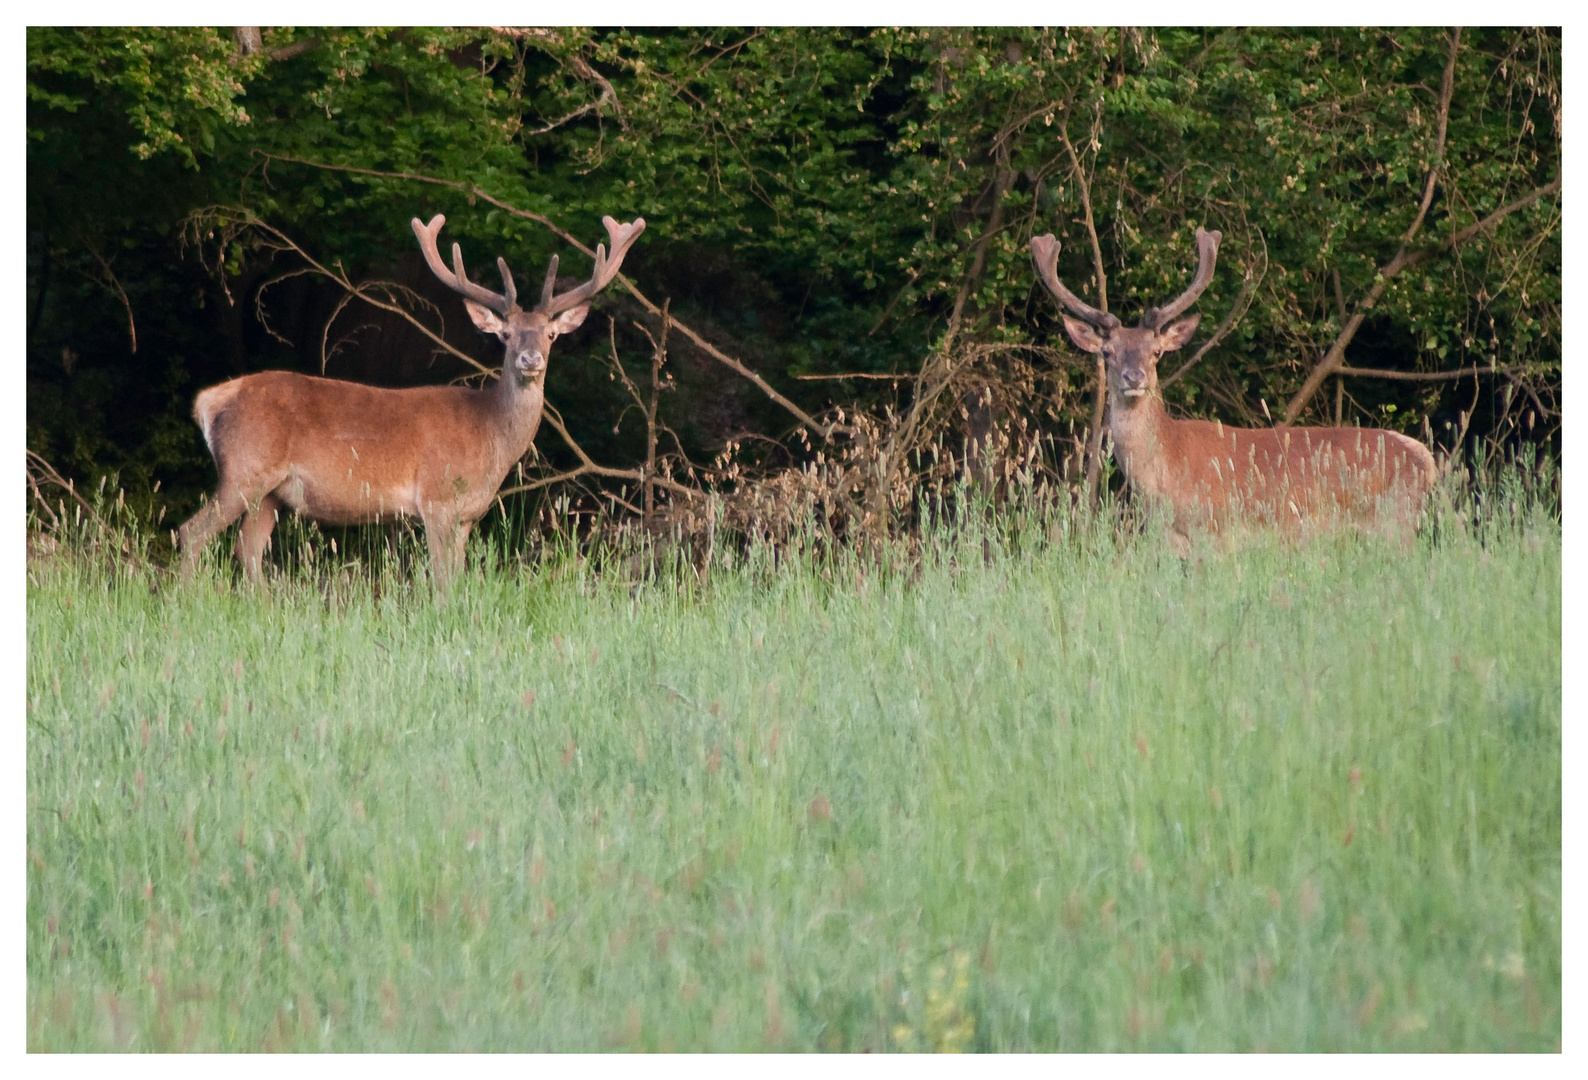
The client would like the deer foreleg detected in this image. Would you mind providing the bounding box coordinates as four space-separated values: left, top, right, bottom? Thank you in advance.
422 513 472 592
451 520 474 575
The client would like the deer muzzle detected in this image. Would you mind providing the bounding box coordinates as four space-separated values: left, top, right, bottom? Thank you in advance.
1119 367 1149 398
516 349 546 375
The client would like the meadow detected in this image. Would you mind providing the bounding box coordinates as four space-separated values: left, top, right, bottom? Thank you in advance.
26 469 1560 1051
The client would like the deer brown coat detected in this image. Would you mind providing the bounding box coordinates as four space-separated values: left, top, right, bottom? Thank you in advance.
177 212 644 586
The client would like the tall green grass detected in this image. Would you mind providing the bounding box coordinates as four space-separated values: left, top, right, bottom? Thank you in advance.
26 465 1560 1050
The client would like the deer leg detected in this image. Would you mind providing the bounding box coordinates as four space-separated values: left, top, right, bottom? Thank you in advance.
235 492 283 584
1167 503 1195 559
422 511 467 592
177 484 251 581
450 520 474 578
1383 488 1422 551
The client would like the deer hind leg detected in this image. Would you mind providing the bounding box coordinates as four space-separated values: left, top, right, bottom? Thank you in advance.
235 492 283 584
178 484 252 581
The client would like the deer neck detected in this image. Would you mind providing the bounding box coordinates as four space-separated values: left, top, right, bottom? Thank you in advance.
1107 388 1173 494
488 368 547 457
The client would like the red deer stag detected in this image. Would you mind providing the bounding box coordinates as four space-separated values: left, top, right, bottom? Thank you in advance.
178 212 646 586
1030 228 1436 552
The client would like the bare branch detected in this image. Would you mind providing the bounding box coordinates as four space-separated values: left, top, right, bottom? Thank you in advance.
71 242 137 353
795 372 912 381
269 37 320 63
25 449 107 533
866 267 920 337
1056 107 1110 505
1335 363 1527 382
525 55 626 134
1058 107 1109 316
497 401 696 500
190 206 492 375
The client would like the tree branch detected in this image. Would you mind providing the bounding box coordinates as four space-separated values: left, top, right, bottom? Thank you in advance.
1282 29 1463 423
269 37 321 63
197 206 491 375
525 55 625 135
1282 172 1559 423
232 28 320 63
74 241 137 353
1058 109 1110 504
496 402 695 500
1334 363 1526 381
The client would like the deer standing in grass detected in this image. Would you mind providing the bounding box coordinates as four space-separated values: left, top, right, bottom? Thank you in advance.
1030 228 1436 553
178 212 646 586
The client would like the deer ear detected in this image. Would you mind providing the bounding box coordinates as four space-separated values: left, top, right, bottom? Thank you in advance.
552 305 590 334
1158 314 1201 352
1061 314 1106 354
465 300 507 337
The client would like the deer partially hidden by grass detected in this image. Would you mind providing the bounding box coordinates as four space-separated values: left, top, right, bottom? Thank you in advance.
1031 228 1437 553
178 212 645 587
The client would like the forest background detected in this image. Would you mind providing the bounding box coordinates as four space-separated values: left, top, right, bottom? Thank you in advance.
25 26 1561 544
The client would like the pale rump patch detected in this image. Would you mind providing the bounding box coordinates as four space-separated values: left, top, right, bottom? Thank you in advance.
193 380 245 453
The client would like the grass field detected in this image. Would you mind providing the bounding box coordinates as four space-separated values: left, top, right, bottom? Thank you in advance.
26 471 1561 1051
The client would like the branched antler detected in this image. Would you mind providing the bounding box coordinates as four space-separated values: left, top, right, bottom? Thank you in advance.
411 214 519 314
1142 229 1222 329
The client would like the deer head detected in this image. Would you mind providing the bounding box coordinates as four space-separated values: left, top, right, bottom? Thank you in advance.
1031 228 1220 407
411 213 647 383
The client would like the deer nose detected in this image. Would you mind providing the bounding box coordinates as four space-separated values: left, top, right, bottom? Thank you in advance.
516 349 545 373
1120 368 1148 396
